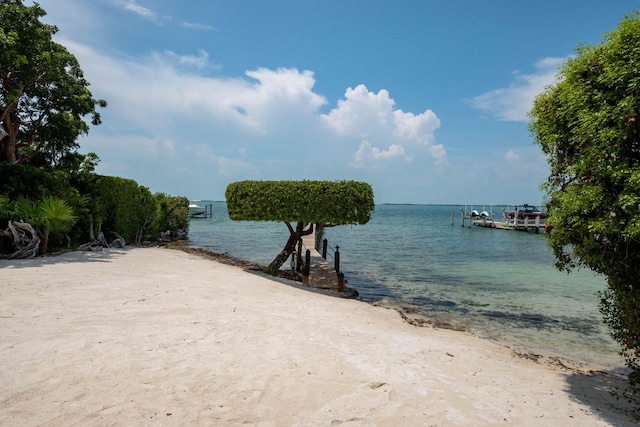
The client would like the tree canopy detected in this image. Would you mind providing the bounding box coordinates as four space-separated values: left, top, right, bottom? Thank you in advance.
0 0 106 165
226 180 374 224
226 180 374 273
529 9 640 402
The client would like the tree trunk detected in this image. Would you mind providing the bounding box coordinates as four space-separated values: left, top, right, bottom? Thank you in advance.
266 222 314 275
0 108 18 164
88 214 95 241
41 229 50 254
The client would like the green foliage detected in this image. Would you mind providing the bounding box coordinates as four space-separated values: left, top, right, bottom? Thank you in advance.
226 180 375 225
0 193 9 219
94 176 147 242
529 9 640 403
153 193 189 239
0 0 106 165
14 196 39 222
88 176 189 244
11 195 76 253
35 196 76 253
0 162 189 250
38 196 76 232
0 162 75 200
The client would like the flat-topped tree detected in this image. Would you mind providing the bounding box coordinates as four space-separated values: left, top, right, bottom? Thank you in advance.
225 180 375 275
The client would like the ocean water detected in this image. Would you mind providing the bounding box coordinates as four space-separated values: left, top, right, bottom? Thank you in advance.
187 201 623 370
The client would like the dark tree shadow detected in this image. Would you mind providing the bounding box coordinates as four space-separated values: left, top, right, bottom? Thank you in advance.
565 368 639 426
0 247 130 269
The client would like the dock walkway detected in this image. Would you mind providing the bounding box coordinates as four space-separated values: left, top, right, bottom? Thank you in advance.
300 233 343 292
472 216 545 233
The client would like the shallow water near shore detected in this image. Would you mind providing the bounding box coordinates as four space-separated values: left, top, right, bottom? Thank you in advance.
188 201 624 370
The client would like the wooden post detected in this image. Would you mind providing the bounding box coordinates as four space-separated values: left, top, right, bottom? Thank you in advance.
461 208 465 227
451 210 454 226
322 238 328 259
338 272 345 292
305 250 311 275
296 238 303 272
334 245 340 274
302 249 311 285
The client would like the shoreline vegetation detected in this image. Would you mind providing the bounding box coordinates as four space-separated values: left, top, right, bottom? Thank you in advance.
0 245 637 425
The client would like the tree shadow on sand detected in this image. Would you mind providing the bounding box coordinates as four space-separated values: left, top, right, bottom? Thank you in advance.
565 368 638 426
0 247 130 269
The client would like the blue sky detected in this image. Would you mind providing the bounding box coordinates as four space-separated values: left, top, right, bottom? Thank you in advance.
33 1 637 204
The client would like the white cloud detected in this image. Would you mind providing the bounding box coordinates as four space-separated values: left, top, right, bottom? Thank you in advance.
63 41 327 135
243 68 328 115
84 133 175 159
323 84 443 166
54 38 447 197
181 22 216 31
215 156 259 178
504 149 520 162
350 141 412 169
323 85 395 136
429 144 447 164
160 49 217 71
471 57 567 122
120 1 165 24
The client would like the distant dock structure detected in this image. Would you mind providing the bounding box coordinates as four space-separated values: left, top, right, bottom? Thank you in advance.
454 205 547 233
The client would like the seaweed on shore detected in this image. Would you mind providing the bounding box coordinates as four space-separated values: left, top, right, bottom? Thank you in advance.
164 242 302 282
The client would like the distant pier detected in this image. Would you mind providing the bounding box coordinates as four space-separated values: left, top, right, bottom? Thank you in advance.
454 208 547 233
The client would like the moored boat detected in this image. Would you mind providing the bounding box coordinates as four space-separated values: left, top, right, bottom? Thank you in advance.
188 203 206 217
506 204 548 220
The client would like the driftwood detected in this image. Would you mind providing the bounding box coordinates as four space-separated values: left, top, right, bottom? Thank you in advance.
110 232 126 248
78 230 127 252
0 220 41 259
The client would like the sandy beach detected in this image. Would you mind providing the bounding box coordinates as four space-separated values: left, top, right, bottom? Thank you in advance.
0 247 636 426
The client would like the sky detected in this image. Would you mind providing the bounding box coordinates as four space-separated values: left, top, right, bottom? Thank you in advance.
31 0 638 205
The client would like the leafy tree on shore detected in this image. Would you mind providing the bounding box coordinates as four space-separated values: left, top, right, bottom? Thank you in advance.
225 180 375 274
0 0 106 165
529 9 640 403
0 1 190 254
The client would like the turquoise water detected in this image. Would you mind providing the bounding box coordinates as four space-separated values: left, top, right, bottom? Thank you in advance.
188 201 623 370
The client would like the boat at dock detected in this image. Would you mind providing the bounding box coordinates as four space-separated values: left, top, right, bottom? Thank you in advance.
505 204 548 220
188 201 213 218
188 204 205 216
458 204 547 233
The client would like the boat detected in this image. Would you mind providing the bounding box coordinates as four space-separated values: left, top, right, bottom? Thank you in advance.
506 204 548 220
470 209 490 218
466 204 547 233
188 203 206 217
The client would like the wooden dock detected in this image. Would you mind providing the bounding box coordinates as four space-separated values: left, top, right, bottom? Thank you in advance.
471 216 546 233
300 233 345 292
455 208 546 233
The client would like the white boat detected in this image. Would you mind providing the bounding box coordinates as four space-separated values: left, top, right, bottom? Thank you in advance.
188 203 206 216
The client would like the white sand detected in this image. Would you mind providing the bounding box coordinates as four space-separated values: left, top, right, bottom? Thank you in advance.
0 247 636 426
